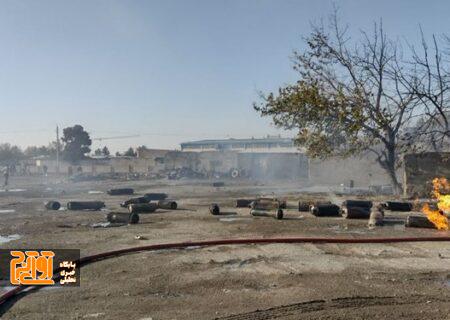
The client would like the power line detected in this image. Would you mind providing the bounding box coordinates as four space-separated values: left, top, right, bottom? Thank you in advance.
0 129 50 134
92 135 140 141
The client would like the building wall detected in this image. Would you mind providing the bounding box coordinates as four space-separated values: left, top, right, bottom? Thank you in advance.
26 148 398 186
309 155 392 187
197 151 238 173
238 153 309 180
107 157 154 173
31 157 156 175
161 151 238 174
403 152 450 197
136 149 170 160
161 150 309 179
143 149 309 179
163 151 201 171
136 149 172 172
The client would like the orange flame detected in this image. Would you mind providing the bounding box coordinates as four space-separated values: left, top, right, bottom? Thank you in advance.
421 177 450 230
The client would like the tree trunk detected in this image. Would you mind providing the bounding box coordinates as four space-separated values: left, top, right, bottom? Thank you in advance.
384 142 403 195
386 160 402 195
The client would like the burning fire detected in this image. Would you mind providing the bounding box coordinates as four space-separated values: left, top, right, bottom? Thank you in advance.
422 177 450 230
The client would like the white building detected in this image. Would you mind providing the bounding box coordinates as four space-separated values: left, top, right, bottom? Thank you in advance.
180 136 301 153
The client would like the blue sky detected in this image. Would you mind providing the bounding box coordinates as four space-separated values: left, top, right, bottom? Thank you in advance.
0 0 447 151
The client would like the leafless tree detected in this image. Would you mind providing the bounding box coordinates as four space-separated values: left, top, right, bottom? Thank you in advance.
401 30 450 151
255 11 422 194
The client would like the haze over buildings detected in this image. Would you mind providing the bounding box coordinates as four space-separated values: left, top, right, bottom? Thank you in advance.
0 0 449 151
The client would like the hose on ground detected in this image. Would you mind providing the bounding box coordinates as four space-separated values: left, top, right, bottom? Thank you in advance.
1 236 450 307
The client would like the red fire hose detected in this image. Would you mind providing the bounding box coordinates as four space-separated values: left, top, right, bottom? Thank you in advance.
1 236 450 307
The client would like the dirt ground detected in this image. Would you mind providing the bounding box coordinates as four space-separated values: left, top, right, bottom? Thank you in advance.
0 176 449 319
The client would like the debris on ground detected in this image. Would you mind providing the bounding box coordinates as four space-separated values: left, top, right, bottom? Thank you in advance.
256 196 287 209
249 197 287 211
0 234 21 244
209 203 220 215
167 167 205 180
67 201 105 211
310 203 341 217
236 199 256 208
341 200 372 219
45 201 61 210
0 209 15 213
405 215 437 229
368 205 385 228
107 188 134 196
128 203 158 214
121 196 150 207
384 201 413 211
144 193 168 201
299 200 331 212
70 173 121 182
212 181 225 187
90 222 126 228
298 201 312 212
157 200 177 210
107 212 140 224
250 208 284 220
57 224 75 228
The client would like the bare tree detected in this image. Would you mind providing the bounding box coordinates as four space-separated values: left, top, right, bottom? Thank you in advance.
402 30 450 150
254 12 421 194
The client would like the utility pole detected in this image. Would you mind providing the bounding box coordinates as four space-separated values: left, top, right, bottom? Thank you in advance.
56 125 60 173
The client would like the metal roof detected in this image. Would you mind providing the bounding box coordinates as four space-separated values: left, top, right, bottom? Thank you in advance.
180 137 294 147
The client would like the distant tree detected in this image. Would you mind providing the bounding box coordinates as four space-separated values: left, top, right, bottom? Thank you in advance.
102 146 110 156
136 145 148 157
24 146 40 158
93 146 110 157
24 143 56 158
0 144 24 165
124 147 137 157
254 12 422 194
115 151 121 157
61 125 92 163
